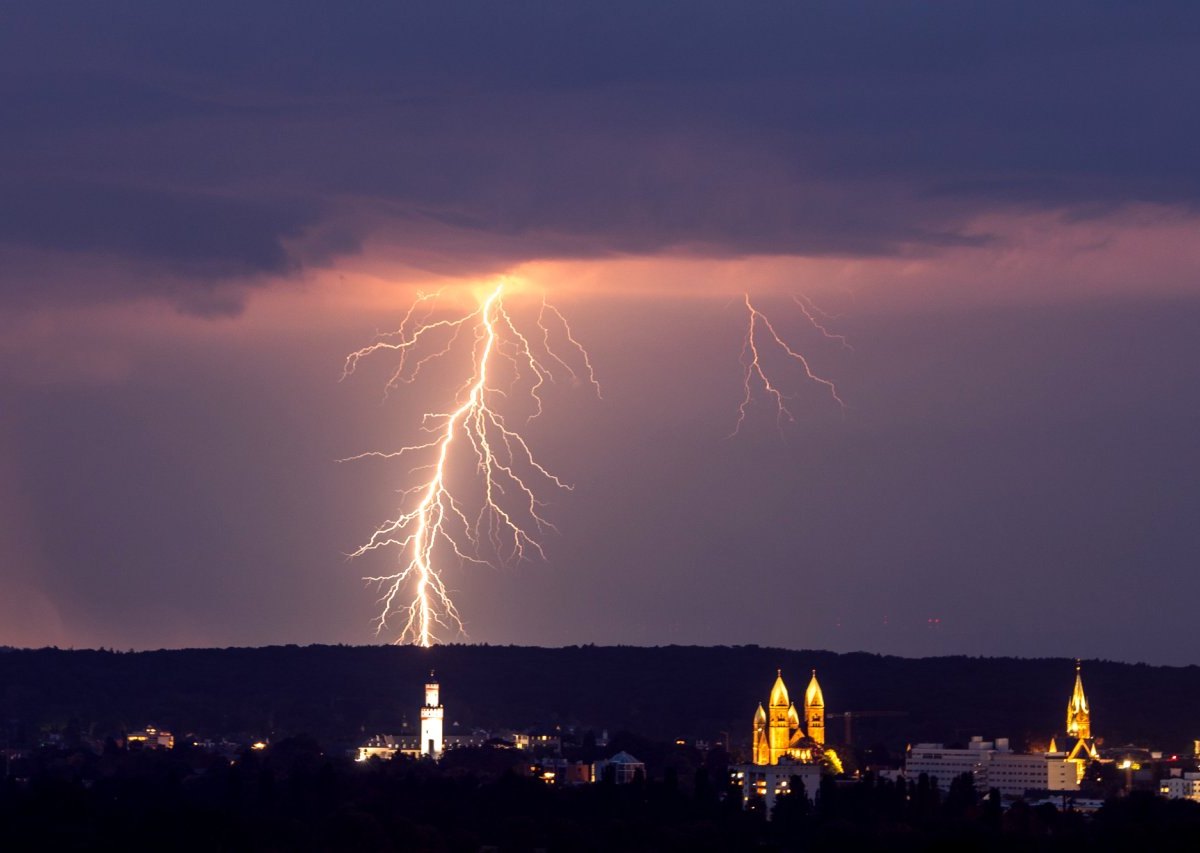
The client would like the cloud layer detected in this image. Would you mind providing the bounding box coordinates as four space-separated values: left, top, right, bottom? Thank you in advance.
3 2 1198 310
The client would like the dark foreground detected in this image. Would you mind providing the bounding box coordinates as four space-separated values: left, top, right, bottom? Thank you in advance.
4 739 1200 852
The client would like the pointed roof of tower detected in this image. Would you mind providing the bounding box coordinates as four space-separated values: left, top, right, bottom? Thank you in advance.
787 702 800 728
754 702 766 726
769 670 790 708
805 670 824 708
1075 662 1094 715
1068 660 1089 714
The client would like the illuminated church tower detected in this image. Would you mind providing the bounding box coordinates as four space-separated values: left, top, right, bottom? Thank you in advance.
1066 660 1090 739
804 670 825 746
767 671 793 761
1063 660 1099 781
752 671 792 764
420 670 444 758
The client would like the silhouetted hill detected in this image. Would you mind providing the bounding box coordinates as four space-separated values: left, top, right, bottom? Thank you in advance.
1 645 1196 753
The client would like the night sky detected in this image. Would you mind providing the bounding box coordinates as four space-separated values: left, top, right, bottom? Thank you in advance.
2 3 1198 663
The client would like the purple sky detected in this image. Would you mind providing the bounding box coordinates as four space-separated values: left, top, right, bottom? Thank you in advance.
1 2 1198 662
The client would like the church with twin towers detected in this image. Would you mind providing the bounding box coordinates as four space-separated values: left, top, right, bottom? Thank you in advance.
752 669 832 767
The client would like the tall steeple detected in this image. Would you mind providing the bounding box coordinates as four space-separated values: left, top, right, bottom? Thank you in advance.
804 670 826 745
1062 660 1098 783
767 670 792 759
1066 660 1091 740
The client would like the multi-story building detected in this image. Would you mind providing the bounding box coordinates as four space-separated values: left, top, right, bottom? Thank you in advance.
507 729 562 754
356 733 420 761
733 758 822 817
906 737 1078 797
906 737 1009 787
1160 772 1200 801
982 751 1079 797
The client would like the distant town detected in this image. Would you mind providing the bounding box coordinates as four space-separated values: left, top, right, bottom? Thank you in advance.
11 659 1195 811
4 645 1200 848
336 662 1200 817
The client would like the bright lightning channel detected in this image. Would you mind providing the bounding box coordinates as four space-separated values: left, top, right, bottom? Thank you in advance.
733 293 847 435
341 281 599 647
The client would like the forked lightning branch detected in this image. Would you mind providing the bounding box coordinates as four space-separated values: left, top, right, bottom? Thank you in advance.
343 283 844 647
341 282 599 647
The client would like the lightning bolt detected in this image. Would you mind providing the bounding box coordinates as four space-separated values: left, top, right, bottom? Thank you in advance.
341 281 599 647
733 293 846 435
793 294 852 352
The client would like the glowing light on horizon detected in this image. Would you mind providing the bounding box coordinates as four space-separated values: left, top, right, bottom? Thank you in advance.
341 281 599 647
733 293 846 435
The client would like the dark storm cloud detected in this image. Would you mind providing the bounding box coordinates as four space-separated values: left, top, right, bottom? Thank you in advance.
0 73 221 132
1 1 1198 305
0 180 316 275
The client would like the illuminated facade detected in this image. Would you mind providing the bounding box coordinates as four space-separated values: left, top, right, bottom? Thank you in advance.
355 730 487 762
531 758 592 785
1160 772 1200 802
126 726 174 750
420 670 444 758
357 733 420 761
982 751 1079 796
906 737 1007 788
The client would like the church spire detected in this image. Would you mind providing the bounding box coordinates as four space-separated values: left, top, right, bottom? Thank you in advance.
804 670 824 709
1066 659 1091 740
804 670 826 745
769 670 790 708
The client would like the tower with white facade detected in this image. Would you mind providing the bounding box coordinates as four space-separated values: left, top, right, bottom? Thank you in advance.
420 670 444 758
